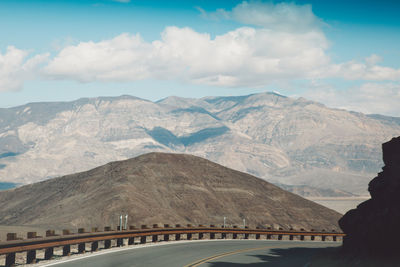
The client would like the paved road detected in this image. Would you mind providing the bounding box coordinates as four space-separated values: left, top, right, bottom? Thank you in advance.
41 240 340 267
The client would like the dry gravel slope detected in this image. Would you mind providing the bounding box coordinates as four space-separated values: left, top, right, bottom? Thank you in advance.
0 153 341 231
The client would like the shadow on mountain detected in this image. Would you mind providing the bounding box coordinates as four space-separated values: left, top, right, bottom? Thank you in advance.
207 247 333 267
146 126 229 148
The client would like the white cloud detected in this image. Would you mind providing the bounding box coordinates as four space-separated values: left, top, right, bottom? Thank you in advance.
44 33 152 82
219 1 322 33
0 46 48 92
44 26 330 87
42 1 400 87
325 56 400 81
42 1 331 86
304 82 400 116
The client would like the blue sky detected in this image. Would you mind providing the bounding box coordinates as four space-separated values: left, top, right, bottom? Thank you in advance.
1 0 400 116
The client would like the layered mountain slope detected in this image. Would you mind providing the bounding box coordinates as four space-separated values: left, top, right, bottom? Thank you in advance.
0 153 341 231
0 93 399 195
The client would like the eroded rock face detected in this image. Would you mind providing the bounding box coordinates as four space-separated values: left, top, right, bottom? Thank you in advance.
339 136 400 256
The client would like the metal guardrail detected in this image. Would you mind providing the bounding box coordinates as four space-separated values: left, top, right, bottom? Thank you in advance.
0 224 345 266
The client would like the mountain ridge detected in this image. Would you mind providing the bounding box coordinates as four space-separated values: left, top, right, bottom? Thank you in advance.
0 92 399 196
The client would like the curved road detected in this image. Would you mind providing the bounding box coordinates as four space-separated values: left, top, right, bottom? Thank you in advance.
40 240 340 267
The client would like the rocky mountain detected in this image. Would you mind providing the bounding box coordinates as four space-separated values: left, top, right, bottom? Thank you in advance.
339 136 400 256
0 93 399 196
0 153 342 231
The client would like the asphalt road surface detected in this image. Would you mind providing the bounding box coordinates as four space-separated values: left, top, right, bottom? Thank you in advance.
41 240 340 267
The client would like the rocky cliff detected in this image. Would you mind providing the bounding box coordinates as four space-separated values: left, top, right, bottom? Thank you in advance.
339 136 400 256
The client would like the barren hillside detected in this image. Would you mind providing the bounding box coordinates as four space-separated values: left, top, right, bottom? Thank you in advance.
0 153 341 231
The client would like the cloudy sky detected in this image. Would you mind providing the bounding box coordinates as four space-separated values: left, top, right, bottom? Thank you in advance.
1 0 400 116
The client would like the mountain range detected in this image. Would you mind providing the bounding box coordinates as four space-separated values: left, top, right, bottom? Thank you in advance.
1 92 399 196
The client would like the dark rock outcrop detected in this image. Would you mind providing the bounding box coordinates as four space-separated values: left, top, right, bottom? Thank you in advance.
339 136 400 256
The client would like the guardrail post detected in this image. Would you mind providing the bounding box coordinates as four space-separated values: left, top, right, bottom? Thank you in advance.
63 245 71 256
221 233 226 239
331 230 337 242
289 235 294 240
175 233 181 241
174 224 181 240
117 238 123 247
187 233 192 240
45 247 54 260
163 224 170 241
104 240 111 249
244 233 249 239
198 224 204 240
78 243 86 253
5 253 15 267
300 235 305 241
164 234 169 241
210 225 215 239
91 241 99 251
266 234 271 239
26 250 36 264
256 234 260 239
311 235 315 241
128 237 135 245
233 233 237 239
321 229 326 241
278 234 282 240
140 225 148 244
26 232 37 264
152 224 159 242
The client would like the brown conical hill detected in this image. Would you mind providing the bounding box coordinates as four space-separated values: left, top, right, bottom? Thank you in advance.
0 153 341 231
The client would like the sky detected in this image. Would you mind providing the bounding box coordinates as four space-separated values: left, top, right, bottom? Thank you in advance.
0 0 400 116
